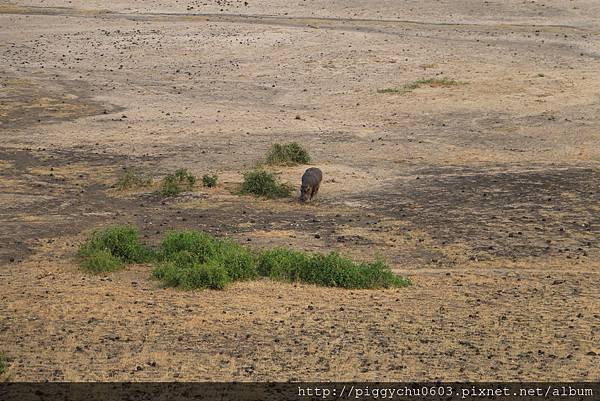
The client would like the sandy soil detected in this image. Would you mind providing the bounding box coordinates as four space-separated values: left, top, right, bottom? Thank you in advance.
0 0 599 381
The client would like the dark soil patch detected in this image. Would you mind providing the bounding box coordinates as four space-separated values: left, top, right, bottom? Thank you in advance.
0 75 122 130
349 166 599 261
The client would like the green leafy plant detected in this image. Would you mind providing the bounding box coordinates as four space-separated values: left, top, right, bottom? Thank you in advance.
258 249 411 289
240 169 293 198
154 230 410 289
153 260 230 290
161 168 196 196
80 248 124 273
265 142 311 166
202 174 218 188
159 230 221 263
78 226 153 273
153 230 258 289
78 226 411 290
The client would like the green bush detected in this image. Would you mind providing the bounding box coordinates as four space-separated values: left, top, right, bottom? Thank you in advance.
153 260 229 290
202 174 218 188
240 169 293 198
159 230 220 262
218 240 257 281
153 230 258 289
258 249 411 289
257 248 310 280
78 226 411 290
265 142 311 166
161 168 196 196
80 248 124 273
78 226 153 273
115 169 152 190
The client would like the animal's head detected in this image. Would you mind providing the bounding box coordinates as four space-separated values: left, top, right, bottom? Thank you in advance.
299 184 311 202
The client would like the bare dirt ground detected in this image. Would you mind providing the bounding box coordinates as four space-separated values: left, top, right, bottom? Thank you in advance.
1 0 599 381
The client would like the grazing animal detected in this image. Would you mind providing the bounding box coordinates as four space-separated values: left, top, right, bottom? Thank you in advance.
300 167 322 202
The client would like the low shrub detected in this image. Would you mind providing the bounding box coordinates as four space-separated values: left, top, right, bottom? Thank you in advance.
217 240 257 281
115 169 152 190
256 248 311 280
161 168 196 196
80 248 124 273
240 169 293 198
159 230 220 262
258 249 411 289
153 230 258 289
202 174 218 188
265 142 311 166
78 225 153 273
153 260 229 290
78 227 411 290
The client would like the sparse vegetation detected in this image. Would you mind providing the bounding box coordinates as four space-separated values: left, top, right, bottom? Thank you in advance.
378 77 462 94
0 352 7 375
161 168 196 196
202 174 218 188
78 225 153 273
115 168 152 190
377 88 404 94
258 248 411 289
265 142 311 166
240 169 294 198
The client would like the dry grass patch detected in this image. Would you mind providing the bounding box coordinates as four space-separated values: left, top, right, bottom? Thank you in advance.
378 77 462 94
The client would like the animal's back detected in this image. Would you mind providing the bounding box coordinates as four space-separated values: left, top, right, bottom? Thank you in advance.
302 167 322 185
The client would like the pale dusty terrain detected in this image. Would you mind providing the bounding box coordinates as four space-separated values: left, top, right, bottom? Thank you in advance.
0 0 599 381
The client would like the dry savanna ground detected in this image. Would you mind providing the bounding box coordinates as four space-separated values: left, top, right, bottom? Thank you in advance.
0 0 599 381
